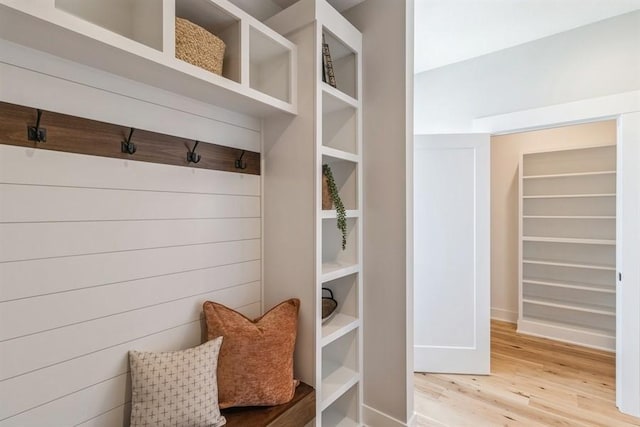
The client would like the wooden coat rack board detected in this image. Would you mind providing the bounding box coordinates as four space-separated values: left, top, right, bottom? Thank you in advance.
0 101 260 175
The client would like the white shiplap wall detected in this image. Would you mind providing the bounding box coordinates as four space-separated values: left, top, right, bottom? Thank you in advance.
0 40 263 426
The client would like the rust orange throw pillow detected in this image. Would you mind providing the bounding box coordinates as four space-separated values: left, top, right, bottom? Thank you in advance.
203 299 300 408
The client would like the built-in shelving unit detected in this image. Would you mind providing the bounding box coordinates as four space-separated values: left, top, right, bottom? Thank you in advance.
0 0 296 116
519 145 617 351
263 1 362 424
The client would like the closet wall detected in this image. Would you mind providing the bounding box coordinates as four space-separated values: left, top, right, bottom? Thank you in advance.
0 41 262 426
490 120 616 323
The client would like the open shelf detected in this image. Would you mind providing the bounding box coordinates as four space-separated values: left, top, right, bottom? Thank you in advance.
55 0 163 51
523 217 615 240
523 170 616 179
249 26 291 102
523 297 615 316
323 217 358 267
523 172 615 196
176 0 241 83
322 383 359 427
322 146 359 163
322 314 359 347
322 87 358 155
522 236 615 245
523 279 615 294
322 273 359 346
523 259 615 271
524 263 615 288
322 262 359 283
322 156 358 210
322 29 357 100
0 0 297 116
523 193 615 199
524 285 614 313
322 329 359 410
524 195 616 217
321 209 360 219
523 240 615 267
523 215 615 219
522 145 616 176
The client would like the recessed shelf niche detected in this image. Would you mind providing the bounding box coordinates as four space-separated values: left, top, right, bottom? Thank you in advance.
175 0 241 82
321 329 359 409
322 383 359 427
55 0 164 50
322 157 357 210
322 273 359 345
249 27 291 102
322 88 357 154
323 218 358 271
323 29 357 99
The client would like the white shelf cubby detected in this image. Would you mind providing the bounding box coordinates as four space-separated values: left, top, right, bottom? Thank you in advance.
321 329 359 410
0 0 297 116
321 383 360 427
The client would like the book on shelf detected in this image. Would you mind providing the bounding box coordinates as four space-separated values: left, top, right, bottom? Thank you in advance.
322 33 337 88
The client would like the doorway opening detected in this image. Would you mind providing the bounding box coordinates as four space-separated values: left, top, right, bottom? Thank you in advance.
413 119 634 426
490 120 617 350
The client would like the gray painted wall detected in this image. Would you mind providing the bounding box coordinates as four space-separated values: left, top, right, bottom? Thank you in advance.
346 0 414 424
414 10 640 133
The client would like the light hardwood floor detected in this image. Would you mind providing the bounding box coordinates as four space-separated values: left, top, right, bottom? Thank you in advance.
414 321 640 427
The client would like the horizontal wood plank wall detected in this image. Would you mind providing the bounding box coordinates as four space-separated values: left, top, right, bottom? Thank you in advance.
0 144 262 426
0 101 260 175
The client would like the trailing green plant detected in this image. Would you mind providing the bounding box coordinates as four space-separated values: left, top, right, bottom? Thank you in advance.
323 164 347 250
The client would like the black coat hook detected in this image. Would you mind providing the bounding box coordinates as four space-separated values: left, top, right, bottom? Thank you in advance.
187 141 201 164
235 150 247 169
27 109 47 142
121 128 137 154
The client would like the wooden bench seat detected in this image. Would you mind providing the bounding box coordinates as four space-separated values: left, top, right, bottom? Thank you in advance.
221 382 315 427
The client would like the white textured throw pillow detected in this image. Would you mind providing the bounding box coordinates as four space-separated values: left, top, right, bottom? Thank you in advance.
129 338 226 427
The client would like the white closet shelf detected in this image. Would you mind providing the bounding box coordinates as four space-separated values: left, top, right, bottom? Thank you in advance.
523 297 615 316
523 215 615 219
322 146 360 164
522 193 615 199
523 259 616 271
523 279 615 294
321 411 359 427
321 363 360 411
523 236 615 245
523 170 616 179
322 84 359 113
322 314 359 347
321 210 360 219
322 263 359 283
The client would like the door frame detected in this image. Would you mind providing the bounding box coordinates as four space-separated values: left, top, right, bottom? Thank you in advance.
472 89 640 417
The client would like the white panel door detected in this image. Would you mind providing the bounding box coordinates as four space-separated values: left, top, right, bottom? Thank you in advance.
414 134 490 374
616 112 640 417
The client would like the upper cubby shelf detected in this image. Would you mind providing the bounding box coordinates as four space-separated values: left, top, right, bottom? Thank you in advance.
322 29 357 100
0 0 297 117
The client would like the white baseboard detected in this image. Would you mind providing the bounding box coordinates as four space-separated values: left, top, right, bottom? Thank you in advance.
363 405 413 427
491 307 517 323
408 412 417 427
518 319 615 351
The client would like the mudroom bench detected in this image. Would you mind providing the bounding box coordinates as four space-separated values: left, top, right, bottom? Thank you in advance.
222 382 315 426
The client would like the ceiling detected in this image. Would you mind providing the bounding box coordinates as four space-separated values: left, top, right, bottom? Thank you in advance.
229 0 366 22
414 0 640 74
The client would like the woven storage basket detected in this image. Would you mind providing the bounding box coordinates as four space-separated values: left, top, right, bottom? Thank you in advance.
175 17 225 76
